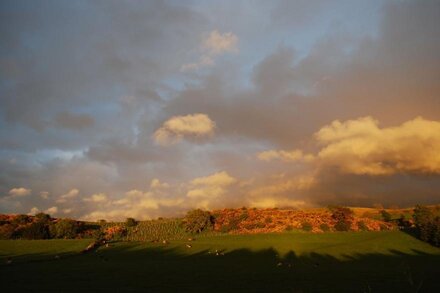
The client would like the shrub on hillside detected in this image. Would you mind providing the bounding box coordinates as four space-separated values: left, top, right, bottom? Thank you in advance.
104 225 127 241
357 221 368 231
184 209 213 234
380 210 392 222
12 214 30 225
126 217 137 227
334 221 351 232
301 221 312 232
50 219 79 239
413 205 440 246
22 222 50 239
0 224 16 239
35 213 51 223
320 223 330 232
330 206 354 232
413 205 434 242
431 217 440 247
397 215 411 228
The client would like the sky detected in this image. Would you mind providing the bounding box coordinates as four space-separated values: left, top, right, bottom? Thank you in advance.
1 0 439 220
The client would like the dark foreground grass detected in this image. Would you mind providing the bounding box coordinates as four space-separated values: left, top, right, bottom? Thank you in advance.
1 231 439 292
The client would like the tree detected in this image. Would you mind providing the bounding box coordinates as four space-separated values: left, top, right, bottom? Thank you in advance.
126 218 137 227
301 221 312 232
330 206 354 231
0 224 15 240
35 212 51 223
50 219 79 239
184 209 213 234
380 210 392 222
413 205 434 242
12 214 29 225
22 222 50 240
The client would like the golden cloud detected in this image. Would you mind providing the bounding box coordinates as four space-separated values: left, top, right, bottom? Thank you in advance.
316 117 440 175
154 113 215 145
257 149 314 162
8 187 31 197
186 171 238 209
259 117 440 175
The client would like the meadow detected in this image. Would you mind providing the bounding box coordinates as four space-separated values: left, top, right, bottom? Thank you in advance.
1 231 440 292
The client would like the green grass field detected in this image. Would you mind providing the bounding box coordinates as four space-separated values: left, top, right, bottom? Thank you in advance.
1 231 439 292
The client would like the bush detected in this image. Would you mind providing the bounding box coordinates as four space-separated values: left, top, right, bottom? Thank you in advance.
184 209 213 234
397 215 411 228
222 217 242 233
413 205 440 246
50 219 79 239
285 225 294 231
334 221 351 232
330 206 354 232
239 211 249 221
104 225 127 241
22 222 50 240
301 221 313 232
0 224 16 239
431 217 440 247
264 217 273 224
126 218 137 227
35 213 51 223
413 205 434 242
12 214 30 225
357 221 368 231
320 223 330 232
380 210 392 222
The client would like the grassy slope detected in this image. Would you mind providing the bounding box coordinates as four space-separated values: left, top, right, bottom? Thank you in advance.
0 239 91 263
2 231 440 292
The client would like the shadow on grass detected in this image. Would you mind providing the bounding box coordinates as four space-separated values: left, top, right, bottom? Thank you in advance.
2 241 440 292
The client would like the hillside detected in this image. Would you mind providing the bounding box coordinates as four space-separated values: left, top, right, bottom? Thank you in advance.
211 207 395 234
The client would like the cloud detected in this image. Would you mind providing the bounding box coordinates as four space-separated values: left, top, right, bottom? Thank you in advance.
315 117 440 175
246 174 315 208
186 171 237 209
202 30 239 55
181 30 238 71
261 117 440 176
190 171 237 187
28 207 40 215
258 149 314 163
40 191 50 199
8 187 31 197
150 178 169 189
82 188 184 221
56 188 79 203
83 193 108 203
55 111 95 130
45 206 58 215
154 113 215 145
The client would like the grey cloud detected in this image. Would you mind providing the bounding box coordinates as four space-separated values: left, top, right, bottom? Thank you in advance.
55 111 95 130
